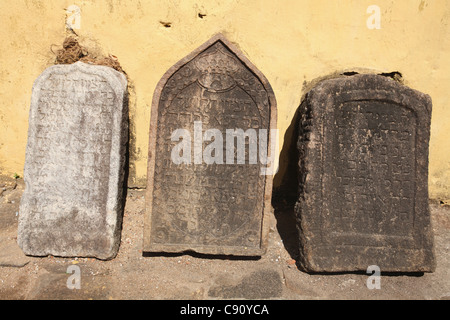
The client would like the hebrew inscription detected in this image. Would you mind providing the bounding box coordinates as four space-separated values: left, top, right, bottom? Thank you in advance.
295 74 435 272
330 101 415 236
18 62 128 260
144 34 277 256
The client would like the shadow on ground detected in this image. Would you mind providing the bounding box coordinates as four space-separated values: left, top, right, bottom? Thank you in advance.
271 100 301 262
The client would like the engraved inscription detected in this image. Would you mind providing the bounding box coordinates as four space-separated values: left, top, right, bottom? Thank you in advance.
327 101 416 236
28 73 115 222
148 40 272 252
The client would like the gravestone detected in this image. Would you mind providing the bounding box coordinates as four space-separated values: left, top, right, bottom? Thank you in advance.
295 74 435 272
143 34 277 256
17 61 128 260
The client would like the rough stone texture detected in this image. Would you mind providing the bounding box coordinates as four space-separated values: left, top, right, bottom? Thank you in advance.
17 62 128 260
208 269 283 299
295 74 436 272
143 34 277 256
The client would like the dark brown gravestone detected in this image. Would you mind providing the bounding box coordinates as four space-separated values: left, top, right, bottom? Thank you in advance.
17 62 128 260
295 74 435 272
143 34 277 256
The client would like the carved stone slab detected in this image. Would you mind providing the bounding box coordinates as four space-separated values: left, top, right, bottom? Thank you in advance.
295 74 435 272
144 34 277 256
18 62 128 260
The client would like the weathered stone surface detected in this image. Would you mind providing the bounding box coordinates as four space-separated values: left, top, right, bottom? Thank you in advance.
18 62 128 260
295 74 435 272
208 269 283 299
143 34 277 255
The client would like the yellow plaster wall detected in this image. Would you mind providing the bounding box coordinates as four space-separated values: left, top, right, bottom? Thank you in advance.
0 0 449 199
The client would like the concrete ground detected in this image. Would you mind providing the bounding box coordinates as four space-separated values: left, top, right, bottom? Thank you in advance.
1 174 449 300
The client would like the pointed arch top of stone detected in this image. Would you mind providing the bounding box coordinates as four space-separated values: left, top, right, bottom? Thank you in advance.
151 33 276 116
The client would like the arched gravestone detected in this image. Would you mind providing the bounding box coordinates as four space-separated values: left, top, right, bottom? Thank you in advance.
143 34 277 256
295 74 436 272
17 62 128 260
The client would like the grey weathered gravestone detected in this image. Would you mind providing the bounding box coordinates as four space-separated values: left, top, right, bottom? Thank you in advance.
143 34 277 256
295 74 436 272
17 61 128 260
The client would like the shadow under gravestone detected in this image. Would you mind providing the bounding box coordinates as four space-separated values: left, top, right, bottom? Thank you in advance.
271 103 302 262
142 250 260 261
270 73 342 264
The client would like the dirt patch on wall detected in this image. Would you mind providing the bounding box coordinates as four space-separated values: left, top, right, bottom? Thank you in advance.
53 37 124 74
